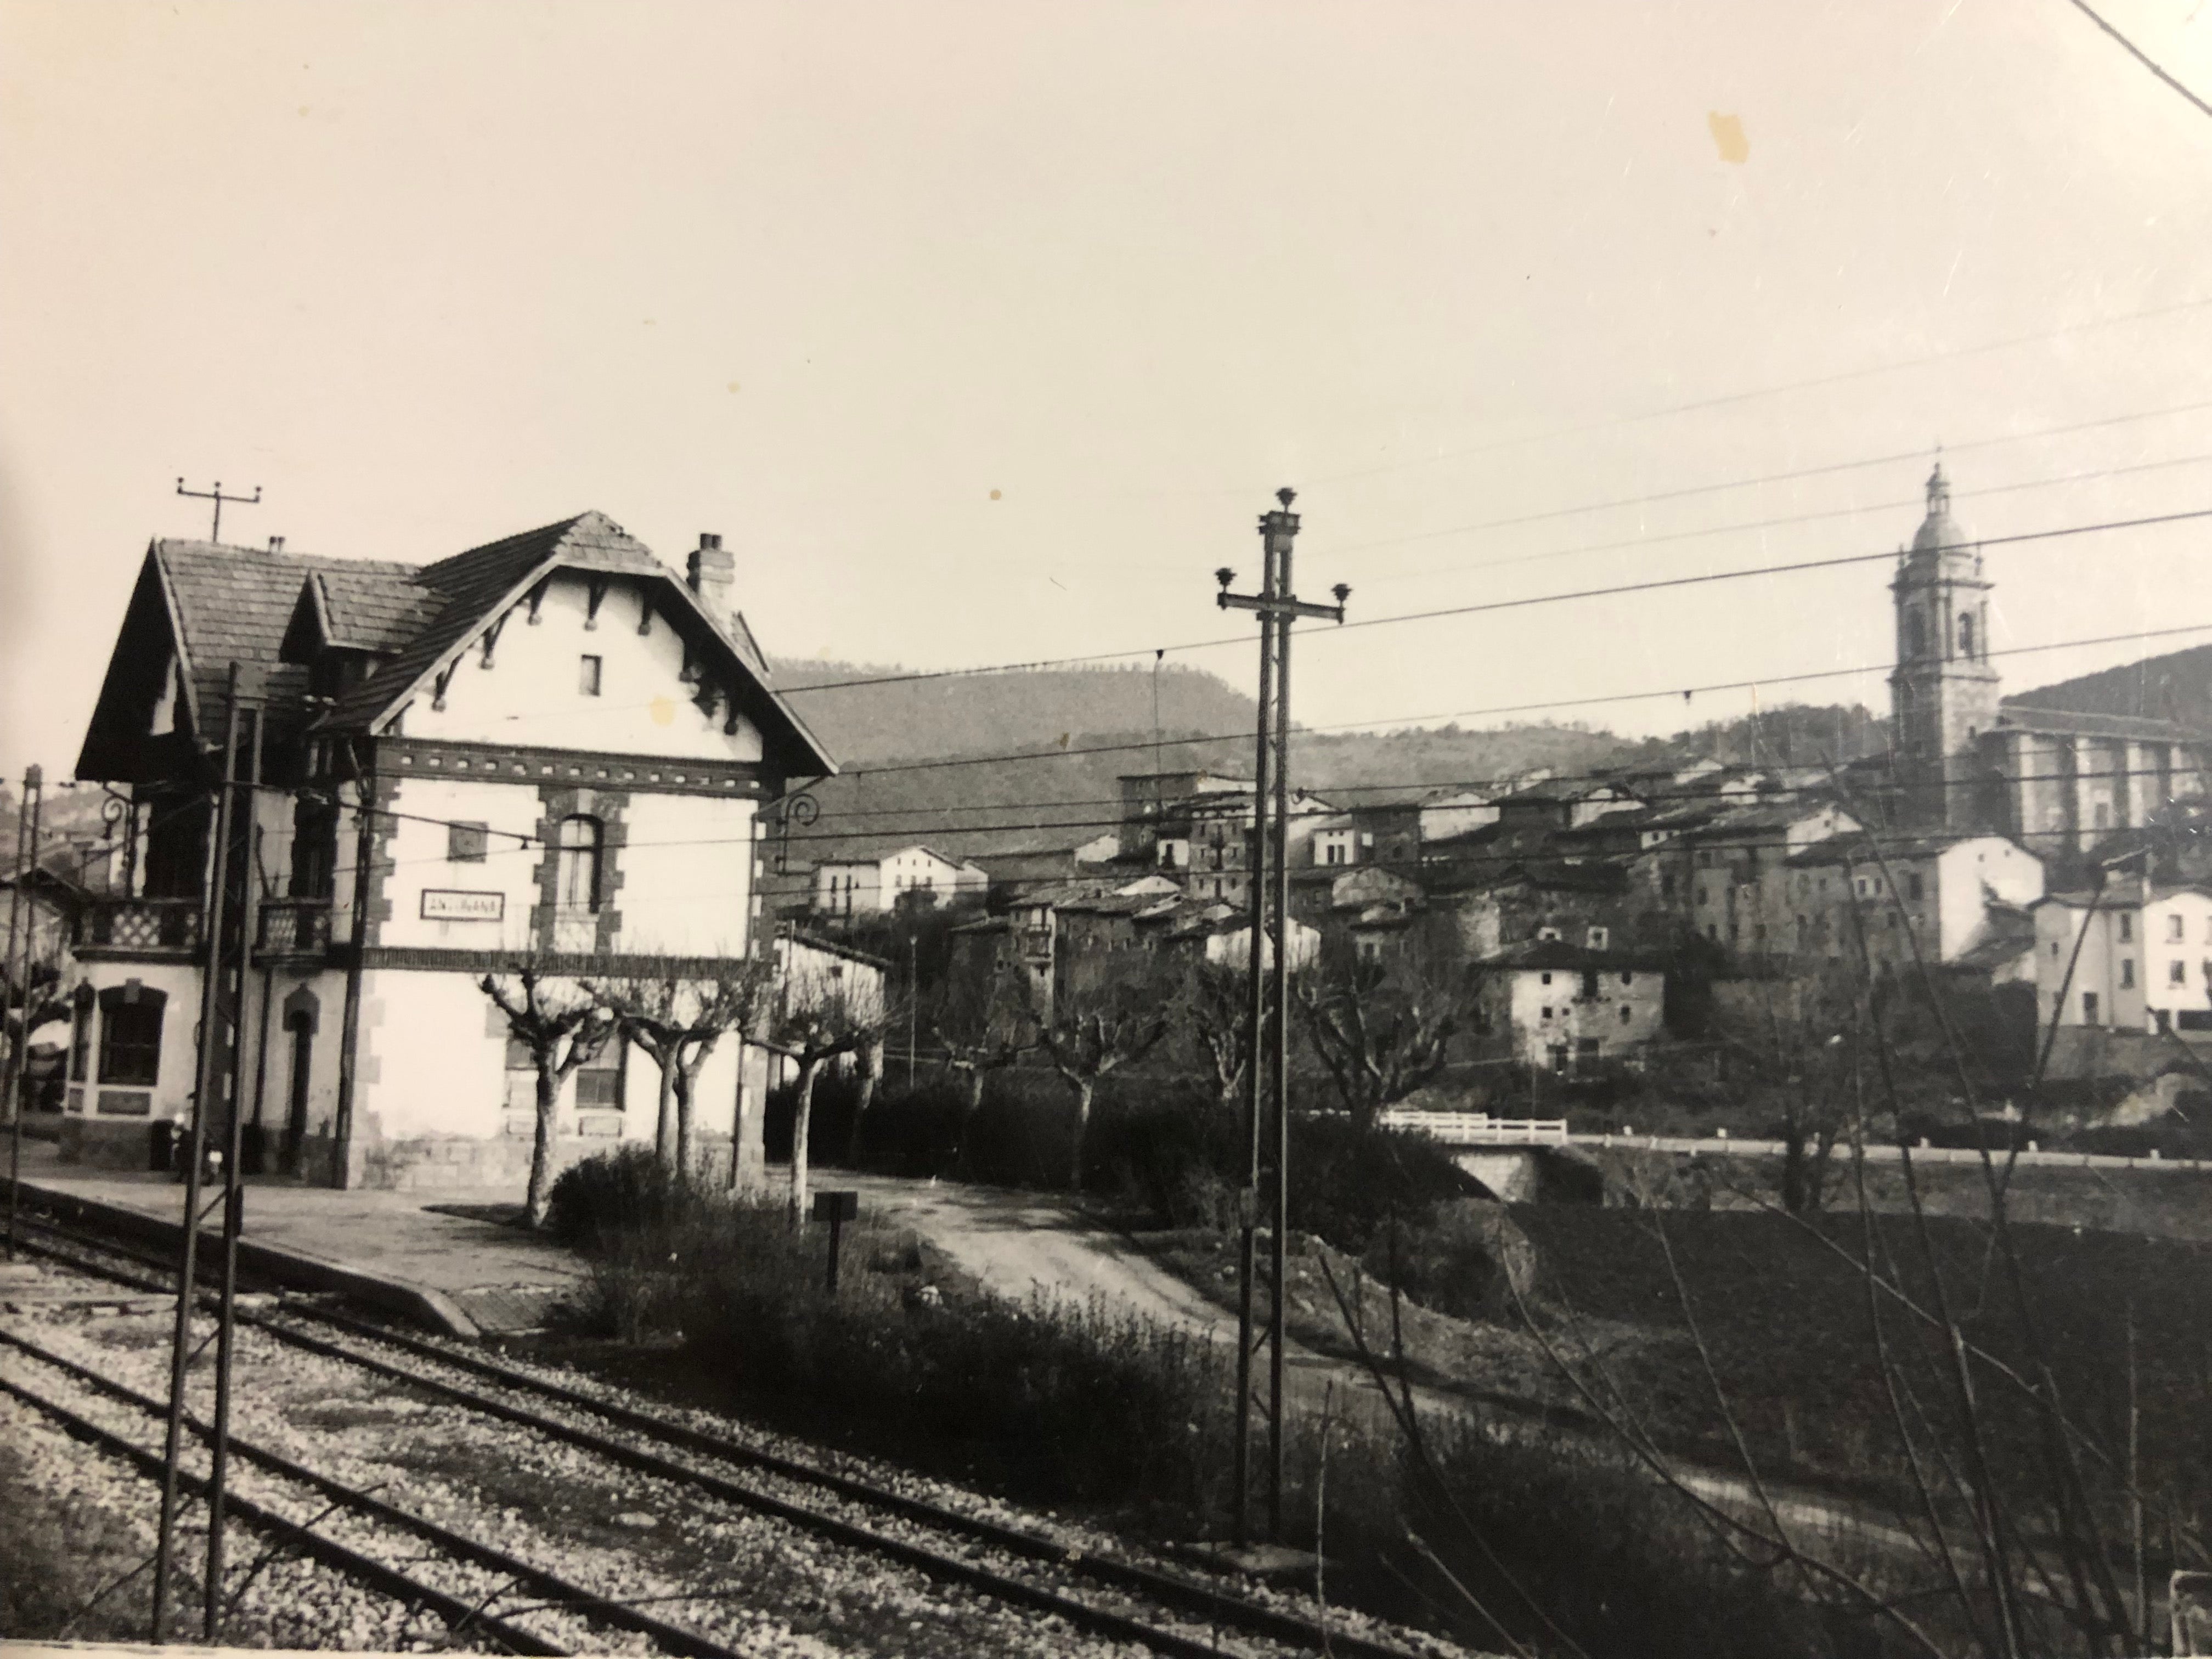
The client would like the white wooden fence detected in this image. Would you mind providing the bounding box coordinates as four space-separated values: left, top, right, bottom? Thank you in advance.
1375 1109 1571 1147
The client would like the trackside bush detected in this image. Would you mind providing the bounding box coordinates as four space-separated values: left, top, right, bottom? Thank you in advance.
544 1143 682 1251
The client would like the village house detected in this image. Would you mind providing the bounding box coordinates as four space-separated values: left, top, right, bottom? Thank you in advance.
2030 882 2212 1075
60 514 834 1187
1415 787 1500 842
1473 938 1666 1073
944 873 1182 1022
1784 831 2046 979
1679 800 1862 960
964 833 1119 904
812 843 987 917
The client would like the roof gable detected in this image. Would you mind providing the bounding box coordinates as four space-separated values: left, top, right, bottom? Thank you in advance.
76 539 418 781
314 511 834 777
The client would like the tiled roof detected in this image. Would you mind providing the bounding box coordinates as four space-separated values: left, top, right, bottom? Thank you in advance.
1478 939 1662 972
1423 857 1629 899
95 511 834 779
1995 704 2201 742
1784 830 2030 868
155 539 418 734
312 564 443 652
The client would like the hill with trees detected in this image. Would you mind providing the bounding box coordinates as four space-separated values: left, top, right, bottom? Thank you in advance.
2001 641 2212 731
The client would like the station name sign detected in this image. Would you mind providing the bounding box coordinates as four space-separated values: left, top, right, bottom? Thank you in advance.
421 889 505 922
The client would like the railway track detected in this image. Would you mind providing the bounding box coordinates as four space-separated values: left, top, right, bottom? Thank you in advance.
3 1206 1465 1659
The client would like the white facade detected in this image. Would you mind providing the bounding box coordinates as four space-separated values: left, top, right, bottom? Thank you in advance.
1792 833 2044 972
62 516 828 1187
1479 952 1666 1069
1418 790 1499 842
812 844 986 915
2034 885 2212 1036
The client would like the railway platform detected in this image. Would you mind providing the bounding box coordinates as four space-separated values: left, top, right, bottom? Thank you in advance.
3 1138 583 1339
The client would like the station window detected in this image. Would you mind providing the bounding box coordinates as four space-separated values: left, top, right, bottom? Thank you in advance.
96 985 166 1086
578 654 603 696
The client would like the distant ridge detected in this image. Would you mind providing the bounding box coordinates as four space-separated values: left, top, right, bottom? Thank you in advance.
2004 643 2212 733
770 657 1255 766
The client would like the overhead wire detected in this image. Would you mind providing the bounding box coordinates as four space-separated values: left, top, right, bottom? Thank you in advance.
838 614 2212 779
1303 292 2212 487
353 761 2204 879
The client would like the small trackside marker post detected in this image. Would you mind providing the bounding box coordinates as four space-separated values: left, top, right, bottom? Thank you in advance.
815 1189 859 1293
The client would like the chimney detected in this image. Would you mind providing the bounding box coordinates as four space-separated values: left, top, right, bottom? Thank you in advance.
687 532 734 619
268 535 286 552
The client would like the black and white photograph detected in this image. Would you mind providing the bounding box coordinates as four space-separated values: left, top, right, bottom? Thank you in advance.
2 4 2211 1655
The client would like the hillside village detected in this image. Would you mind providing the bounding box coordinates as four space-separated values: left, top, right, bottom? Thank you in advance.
785 466 2212 1104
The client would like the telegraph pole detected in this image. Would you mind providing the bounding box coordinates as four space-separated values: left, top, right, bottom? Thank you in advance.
4 765 44 1262
1214 490 1348 1543
151 664 250 1641
204 690 266 1640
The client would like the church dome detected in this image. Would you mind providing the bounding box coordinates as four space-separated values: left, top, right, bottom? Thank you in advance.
1910 462 1966 556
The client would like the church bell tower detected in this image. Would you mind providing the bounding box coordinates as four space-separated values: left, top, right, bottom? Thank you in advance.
1888 463 2000 828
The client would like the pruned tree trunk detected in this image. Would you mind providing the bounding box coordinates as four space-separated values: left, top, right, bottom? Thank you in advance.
1066 1077 1095 1191
654 1059 679 1168
673 1066 696 1178
845 1037 884 1166
789 1056 822 1222
526 1063 561 1228
952 1066 988 1168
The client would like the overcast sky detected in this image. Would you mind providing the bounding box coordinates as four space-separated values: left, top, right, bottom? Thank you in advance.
3 1 2209 786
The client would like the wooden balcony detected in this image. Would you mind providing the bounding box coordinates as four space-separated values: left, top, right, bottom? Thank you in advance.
76 896 203 958
256 898 335 961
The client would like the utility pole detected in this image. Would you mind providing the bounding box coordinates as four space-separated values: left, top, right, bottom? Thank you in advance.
4 765 44 1262
152 667 243 1641
175 479 261 544
204 690 266 1641
907 934 918 1088
1214 490 1348 1544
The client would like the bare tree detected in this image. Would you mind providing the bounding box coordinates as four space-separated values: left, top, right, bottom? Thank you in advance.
928 961 1034 1165
478 962 618 1227
1177 957 1252 1111
1032 952 1173 1189
1651 963 1857 1216
842 1034 885 1166
770 971 895 1221
1296 953 1465 1131
588 957 776 1177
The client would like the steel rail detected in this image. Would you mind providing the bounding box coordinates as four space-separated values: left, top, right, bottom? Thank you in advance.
0 1366 561 1656
8 1211 1431 1659
0 1325 756 1659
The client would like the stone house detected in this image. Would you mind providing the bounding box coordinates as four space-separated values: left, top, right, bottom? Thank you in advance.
1785 832 2045 980
1473 939 1666 1071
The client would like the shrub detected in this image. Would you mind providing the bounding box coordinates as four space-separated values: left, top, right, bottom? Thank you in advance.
847 1077 970 1176
1364 1198 1537 1322
584 1190 1240 1508
1084 1094 1241 1226
1286 1115 1483 1254
1400 1421 1860 1659
544 1143 682 1251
